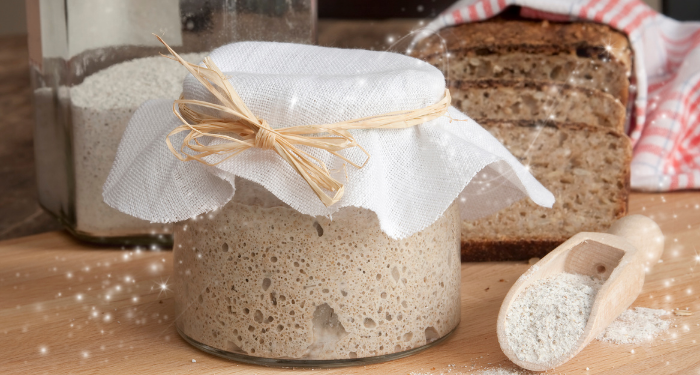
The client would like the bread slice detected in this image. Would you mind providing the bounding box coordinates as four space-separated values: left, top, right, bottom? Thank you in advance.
450 80 626 132
412 20 632 105
461 120 631 261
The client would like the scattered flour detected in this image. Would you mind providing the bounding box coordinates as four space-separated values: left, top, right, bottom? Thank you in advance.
597 307 671 344
410 366 522 375
467 369 522 375
70 53 206 237
504 272 603 366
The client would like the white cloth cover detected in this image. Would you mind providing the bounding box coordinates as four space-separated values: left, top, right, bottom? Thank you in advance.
103 42 555 239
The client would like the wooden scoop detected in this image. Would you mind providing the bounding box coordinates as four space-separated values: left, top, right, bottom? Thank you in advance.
496 215 664 371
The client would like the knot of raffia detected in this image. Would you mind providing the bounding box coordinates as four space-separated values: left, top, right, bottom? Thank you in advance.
254 120 277 150
156 35 451 207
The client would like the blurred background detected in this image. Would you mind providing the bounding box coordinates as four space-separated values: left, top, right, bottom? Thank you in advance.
5 0 695 45
0 0 696 242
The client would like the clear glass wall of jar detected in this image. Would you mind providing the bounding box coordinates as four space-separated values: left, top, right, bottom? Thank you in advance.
28 0 316 246
173 179 461 366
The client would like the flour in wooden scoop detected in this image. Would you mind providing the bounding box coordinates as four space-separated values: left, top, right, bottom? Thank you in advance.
504 272 604 366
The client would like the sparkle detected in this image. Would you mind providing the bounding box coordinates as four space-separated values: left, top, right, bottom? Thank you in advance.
76 294 83 301
39 346 48 355
156 278 171 297
81 351 90 359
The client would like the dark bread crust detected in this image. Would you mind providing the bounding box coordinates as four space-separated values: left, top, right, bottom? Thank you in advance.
460 120 631 262
412 19 631 70
460 239 565 262
411 19 632 105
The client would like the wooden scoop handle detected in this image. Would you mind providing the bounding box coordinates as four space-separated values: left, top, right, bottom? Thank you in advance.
607 214 665 267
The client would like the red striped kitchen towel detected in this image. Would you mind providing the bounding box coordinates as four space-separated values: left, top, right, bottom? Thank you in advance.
415 0 700 191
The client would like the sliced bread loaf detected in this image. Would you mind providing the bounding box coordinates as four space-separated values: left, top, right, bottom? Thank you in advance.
412 18 632 261
412 19 632 104
450 80 626 132
461 120 631 261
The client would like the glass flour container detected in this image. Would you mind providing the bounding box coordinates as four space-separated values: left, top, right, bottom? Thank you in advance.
173 178 462 366
27 0 316 245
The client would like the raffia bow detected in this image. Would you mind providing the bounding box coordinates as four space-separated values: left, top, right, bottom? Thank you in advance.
157 36 451 207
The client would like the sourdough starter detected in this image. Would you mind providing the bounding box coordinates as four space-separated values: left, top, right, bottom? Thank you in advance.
173 192 461 360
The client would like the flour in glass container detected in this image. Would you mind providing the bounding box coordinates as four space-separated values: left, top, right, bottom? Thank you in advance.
504 272 603 366
70 53 206 236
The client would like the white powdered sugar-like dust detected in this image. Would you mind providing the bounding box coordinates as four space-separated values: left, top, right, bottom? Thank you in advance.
598 307 671 344
504 272 603 366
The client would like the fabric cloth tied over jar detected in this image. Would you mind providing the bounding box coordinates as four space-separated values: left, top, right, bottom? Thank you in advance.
103 41 555 239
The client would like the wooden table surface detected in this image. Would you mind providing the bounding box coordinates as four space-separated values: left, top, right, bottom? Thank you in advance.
2 192 699 375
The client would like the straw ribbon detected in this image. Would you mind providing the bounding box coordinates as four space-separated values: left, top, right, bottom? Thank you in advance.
254 121 277 150
156 35 451 207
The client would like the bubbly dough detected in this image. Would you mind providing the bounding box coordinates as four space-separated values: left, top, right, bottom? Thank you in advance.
173 198 461 360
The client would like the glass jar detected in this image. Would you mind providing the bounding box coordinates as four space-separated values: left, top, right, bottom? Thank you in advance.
27 0 316 246
173 179 461 366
